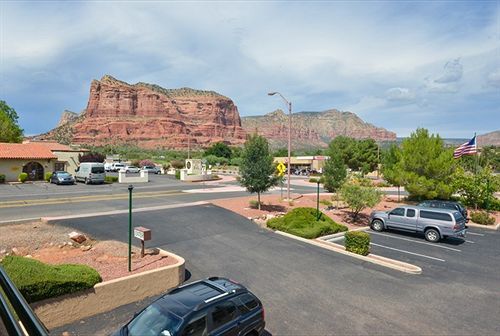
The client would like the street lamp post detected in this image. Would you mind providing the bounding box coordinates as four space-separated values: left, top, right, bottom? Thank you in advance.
128 184 134 272
268 92 292 201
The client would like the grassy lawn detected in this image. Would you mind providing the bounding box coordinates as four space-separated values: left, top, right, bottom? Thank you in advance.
267 207 347 239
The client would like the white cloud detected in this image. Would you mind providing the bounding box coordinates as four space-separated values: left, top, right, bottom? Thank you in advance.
385 88 416 102
434 58 463 83
486 68 500 87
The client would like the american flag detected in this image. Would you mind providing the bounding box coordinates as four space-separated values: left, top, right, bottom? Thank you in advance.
453 136 477 159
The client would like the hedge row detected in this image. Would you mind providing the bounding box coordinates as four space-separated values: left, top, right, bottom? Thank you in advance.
0 256 101 303
345 231 370 256
267 207 347 239
105 176 119 183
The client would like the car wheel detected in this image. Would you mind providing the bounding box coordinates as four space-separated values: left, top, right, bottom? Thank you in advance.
425 228 440 242
85 178 90 185
371 219 384 232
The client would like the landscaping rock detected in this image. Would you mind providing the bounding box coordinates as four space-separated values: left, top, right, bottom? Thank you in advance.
69 232 87 244
80 245 92 251
11 247 19 255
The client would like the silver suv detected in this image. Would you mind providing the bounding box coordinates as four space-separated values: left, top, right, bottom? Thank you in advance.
370 206 467 242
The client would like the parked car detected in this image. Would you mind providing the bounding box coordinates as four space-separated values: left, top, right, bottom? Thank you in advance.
113 277 265 336
370 205 467 242
141 165 161 174
120 165 140 173
104 162 114 172
418 200 468 221
112 163 125 172
75 162 105 184
50 171 75 185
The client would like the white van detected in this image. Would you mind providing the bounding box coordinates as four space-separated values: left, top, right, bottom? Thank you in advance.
75 162 105 184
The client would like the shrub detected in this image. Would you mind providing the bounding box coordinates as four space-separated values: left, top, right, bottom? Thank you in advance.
267 207 347 239
0 174 5 183
131 160 141 167
230 157 243 166
320 199 333 207
44 172 52 182
18 172 28 183
470 211 496 225
0 256 101 303
249 200 260 209
340 179 382 220
175 169 181 180
344 231 370 256
104 176 118 183
170 160 185 169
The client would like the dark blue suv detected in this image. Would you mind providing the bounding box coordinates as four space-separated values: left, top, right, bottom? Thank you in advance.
114 277 265 336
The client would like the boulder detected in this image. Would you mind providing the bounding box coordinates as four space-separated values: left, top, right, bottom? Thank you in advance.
68 232 86 244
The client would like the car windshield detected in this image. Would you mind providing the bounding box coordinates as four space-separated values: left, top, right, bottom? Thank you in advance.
57 172 70 177
91 167 104 174
127 303 181 336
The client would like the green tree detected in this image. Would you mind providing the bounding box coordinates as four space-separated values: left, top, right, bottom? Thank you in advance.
78 152 105 163
350 139 379 175
0 100 23 143
239 134 279 209
205 142 232 159
327 136 379 175
453 166 500 210
323 150 347 192
340 177 382 220
399 128 456 200
328 136 356 165
381 144 405 201
273 148 295 157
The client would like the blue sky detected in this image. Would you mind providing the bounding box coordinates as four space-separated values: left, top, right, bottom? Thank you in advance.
1 1 499 138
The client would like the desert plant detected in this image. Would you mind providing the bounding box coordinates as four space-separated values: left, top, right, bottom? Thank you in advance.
104 176 119 183
171 160 185 169
319 199 333 207
18 172 28 183
44 172 52 182
470 211 496 225
0 256 101 303
344 231 370 256
267 207 347 239
0 174 5 183
249 200 261 209
175 169 181 180
340 178 382 220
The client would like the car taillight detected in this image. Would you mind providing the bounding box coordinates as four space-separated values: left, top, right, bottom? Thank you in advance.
453 223 460 230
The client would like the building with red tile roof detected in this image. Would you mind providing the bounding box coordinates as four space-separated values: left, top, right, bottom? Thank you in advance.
0 141 88 182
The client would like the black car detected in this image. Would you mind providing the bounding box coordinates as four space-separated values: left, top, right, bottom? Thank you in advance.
418 200 468 220
50 171 75 185
114 277 265 336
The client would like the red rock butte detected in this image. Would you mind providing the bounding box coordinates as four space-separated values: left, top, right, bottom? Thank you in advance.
41 75 247 149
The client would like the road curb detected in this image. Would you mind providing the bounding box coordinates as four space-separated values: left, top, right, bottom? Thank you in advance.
275 230 422 274
467 222 500 230
319 226 370 240
41 201 209 222
0 217 41 226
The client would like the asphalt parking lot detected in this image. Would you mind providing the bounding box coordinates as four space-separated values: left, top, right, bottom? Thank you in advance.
326 227 499 280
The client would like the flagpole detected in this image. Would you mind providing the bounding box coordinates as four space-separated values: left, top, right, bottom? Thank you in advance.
475 132 479 174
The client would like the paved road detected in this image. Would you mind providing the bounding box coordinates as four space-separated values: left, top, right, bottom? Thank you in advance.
0 175 317 222
51 205 500 336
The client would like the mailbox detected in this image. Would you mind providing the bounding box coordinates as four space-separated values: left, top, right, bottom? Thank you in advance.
134 226 151 258
134 227 151 241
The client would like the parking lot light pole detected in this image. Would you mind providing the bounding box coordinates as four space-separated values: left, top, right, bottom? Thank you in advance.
316 180 321 220
128 184 134 272
268 92 292 201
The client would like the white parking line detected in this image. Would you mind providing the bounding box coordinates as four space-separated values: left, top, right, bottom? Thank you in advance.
370 243 446 262
326 237 345 243
468 232 484 236
465 240 475 244
369 231 461 252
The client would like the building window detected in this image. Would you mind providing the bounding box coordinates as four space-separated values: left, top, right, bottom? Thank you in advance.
55 162 66 171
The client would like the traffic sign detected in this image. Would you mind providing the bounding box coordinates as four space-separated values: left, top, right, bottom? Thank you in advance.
277 162 286 176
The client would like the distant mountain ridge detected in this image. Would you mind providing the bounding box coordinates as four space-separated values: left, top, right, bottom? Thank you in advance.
241 109 396 149
478 130 500 147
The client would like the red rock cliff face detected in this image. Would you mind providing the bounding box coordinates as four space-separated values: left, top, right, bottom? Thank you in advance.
57 75 246 148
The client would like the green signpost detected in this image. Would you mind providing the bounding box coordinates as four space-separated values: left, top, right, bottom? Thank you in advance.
316 180 321 220
128 184 134 272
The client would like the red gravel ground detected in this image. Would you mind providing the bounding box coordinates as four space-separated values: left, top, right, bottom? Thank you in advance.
32 241 178 282
211 193 499 230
